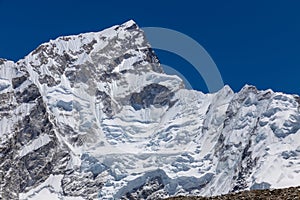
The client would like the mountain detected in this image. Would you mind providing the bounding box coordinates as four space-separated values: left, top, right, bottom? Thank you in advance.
1 20 300 200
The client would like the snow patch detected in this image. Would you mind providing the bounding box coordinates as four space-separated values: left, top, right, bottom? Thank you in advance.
19 135 52 158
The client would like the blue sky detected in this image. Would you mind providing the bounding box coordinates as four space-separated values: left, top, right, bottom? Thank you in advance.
0 0 299 94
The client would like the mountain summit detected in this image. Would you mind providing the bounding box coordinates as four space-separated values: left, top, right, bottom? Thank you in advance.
1 20 300 199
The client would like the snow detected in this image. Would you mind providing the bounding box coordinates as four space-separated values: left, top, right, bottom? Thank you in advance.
3 20 300 199
0 60 17 80
28 188 59 200
64 197 85 200
0 78 10 91
112 56 140 73
19 175 64 200
19 135 52 158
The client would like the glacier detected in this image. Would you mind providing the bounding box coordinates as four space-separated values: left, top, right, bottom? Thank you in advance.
0 20 300 199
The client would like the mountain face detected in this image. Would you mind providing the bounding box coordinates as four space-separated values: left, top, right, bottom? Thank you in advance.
1 20 300 200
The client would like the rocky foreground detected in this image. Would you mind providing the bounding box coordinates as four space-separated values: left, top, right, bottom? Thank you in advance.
167 186 300 200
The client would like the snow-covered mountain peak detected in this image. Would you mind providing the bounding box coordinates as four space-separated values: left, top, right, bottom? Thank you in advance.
1 20 300 199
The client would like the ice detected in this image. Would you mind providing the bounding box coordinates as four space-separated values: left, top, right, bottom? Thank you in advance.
0 79 10 91
2 20 299 199
56 100 73 111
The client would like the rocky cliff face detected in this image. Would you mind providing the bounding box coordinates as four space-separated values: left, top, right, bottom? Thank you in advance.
0 20 300 200
168 186 300 200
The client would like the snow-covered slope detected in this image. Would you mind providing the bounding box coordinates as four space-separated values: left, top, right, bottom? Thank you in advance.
1 20 300 200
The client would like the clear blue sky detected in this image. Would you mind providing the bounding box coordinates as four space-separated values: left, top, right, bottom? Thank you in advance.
0 0 299 94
